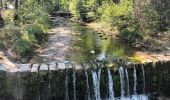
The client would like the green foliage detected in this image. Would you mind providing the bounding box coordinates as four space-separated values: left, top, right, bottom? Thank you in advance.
140 5 160 35
0 25 21 48
120 28 143 42
26 25 46 43
69 0 87 20
0 0 54 58
1 10 14 24
60 0 70 11
15 36 34 57
18 1 49 29
98 0 133 29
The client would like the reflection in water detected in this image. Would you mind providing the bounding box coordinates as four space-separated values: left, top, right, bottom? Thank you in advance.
67 23 133 63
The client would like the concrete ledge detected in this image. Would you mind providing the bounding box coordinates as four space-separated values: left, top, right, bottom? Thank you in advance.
0 60 170 73
0 61 82 73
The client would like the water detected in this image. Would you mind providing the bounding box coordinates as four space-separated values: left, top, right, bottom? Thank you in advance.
66 23 133 63
119 67 126 97
133 66 137 95
107 69 115 100
65 74 69 100
92 69 101 100
85 70 91 100
125 69 130 96
73 68 76 100
118 95 149 100
0 61 170 100
142 65 145 94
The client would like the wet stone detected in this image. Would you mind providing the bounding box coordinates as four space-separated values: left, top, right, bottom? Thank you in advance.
49 63 57 71
0 63 7 71
8 67 18 73
31 64 39 72
17 64 30 72
57 63 66 69
40 63 48 71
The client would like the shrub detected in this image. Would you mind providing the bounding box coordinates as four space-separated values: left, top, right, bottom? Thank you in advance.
69 0 87 20
18 1 50 29
0 25 21 49
1 10 14 24
26 25 46 44
98 1 133 29
120 28 143 42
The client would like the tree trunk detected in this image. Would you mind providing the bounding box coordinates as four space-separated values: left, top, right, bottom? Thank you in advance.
14 0 18 22
5 0 7 9
0 0 3 9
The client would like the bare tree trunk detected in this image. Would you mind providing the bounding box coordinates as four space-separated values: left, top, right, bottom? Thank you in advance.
14 0 18 23
38 0 40 4
134 0 142 21
0 0 3 9
5 0 7 9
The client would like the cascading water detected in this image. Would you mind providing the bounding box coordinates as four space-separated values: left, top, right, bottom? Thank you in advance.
85 70 91 100
73 68 76 100
125 68 130 96
65 73 69 100
133 66 137 95
47 66 51 100
92 69 101 100
142 65 145 94
107 69 115 100
37 69 41 100
119 67 125 97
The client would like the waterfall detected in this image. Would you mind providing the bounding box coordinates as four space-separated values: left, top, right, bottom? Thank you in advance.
73 69 76 100
107 69 115 100
85 70 91 100
48 66 51 100
37 69 41 100
142 65 145 94
65 74 69 100
92 69 101 100
133 66 137 95
119 67 125 97
125 68 130 96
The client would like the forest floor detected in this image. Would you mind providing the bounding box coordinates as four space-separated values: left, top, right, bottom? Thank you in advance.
30 17 72 63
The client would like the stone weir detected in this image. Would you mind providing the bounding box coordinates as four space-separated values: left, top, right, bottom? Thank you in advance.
0 60 170 100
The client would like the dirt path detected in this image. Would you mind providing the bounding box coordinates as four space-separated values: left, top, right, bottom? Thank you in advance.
33 17 72 63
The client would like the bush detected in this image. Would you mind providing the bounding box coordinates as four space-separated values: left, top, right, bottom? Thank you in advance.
0 25 21 49
98 1 133 28
18 1 50 29
140 5 160 35
69 0 87 20
26 25 46 44
1 10 14 25
15 38 34 57
120 28 143 42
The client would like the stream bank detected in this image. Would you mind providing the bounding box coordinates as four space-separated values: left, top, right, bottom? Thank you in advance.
0 16 170 68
